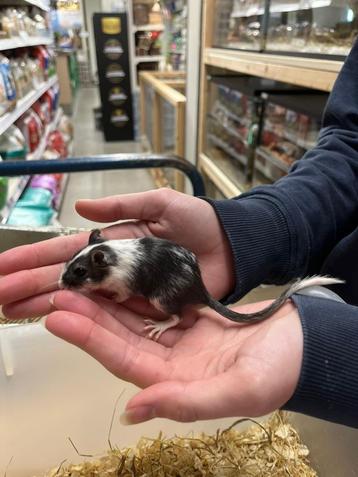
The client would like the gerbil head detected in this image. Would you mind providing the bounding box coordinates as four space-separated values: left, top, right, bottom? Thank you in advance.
60 229 117 289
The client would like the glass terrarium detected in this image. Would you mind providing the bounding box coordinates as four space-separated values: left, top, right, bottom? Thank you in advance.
266 0 358 56
253 93 328 185
213 0 266 50
205 77 262 190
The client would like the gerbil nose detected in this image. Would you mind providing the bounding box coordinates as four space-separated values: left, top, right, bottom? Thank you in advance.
61 265 88 288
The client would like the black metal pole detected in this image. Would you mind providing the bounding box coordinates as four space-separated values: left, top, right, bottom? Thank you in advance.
0 154 206 196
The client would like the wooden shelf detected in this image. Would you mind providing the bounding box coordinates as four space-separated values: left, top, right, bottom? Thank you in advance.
199 152 244 198
204 48 343 92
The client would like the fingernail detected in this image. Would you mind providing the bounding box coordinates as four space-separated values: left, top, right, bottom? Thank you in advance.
39 315 48 328
49 294 56 306
120 406 156 425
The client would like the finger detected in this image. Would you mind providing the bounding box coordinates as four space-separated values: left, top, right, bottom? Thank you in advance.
66 296 187 349
0 232 89 275
45 311 169 387
76 189 180 223
120 372 257 424
51 290 172 357
2 292 54 319
0 264 63 305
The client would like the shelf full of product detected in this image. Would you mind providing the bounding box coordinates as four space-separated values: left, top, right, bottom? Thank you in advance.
0 96 73 226
0 4 52 50
132 1 164 68
0 40 73 225
203 75 328 195
161 0 187 70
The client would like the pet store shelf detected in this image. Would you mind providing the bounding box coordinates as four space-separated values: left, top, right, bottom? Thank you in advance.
204 48 342 92
0 36 53 51
0 75 58 136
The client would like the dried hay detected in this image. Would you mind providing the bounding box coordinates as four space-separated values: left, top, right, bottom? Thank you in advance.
44 412 317 477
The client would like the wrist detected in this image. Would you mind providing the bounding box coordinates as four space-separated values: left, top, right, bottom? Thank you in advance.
259 301 304 414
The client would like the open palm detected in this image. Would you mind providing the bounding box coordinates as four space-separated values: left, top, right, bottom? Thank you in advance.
0 189 234 320
46 289 302 424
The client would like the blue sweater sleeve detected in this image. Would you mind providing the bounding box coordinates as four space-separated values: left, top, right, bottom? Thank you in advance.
284 295 358 428
207 40 358 302
205 42 358 427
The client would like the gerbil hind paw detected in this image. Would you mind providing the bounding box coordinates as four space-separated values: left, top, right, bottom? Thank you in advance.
143 315 181 341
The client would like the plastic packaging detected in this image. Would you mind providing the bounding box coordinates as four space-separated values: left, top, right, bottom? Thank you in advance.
0 54 16 111
47 130 67 157
30 174 58 196
0 151 8 211
17 187 53 208
16 110 43 153
0 176 8 210
59 114 74 143
0 125 27 160
7 205 54 226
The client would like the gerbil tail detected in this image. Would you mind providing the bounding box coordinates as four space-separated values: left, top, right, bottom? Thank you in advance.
208 275 344 324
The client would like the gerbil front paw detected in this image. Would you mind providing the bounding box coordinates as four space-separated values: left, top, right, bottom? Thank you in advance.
143 315 181 341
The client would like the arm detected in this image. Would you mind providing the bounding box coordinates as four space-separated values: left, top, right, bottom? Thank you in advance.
283 295 358 427
208 40 358 302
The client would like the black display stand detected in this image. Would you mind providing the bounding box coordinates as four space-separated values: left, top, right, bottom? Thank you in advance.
93 13 134 141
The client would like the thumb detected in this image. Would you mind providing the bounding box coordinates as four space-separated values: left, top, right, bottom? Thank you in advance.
120 373 257 424
75 189 179 223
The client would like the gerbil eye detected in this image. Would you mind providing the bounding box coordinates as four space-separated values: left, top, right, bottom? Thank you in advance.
73 266 87 278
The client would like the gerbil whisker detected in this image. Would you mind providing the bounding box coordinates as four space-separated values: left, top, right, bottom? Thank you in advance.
108 389 126 451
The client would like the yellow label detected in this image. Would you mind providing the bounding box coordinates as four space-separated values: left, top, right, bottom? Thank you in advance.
102 17 121 35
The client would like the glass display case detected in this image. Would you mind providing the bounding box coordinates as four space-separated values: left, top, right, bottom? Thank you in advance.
204 76 310 191
253 92 328 185
213 0 266 50
213 0 357 56
266 0 358 56
205 77 263 190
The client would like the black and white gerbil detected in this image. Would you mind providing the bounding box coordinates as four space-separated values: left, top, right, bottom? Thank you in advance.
59 229 343 340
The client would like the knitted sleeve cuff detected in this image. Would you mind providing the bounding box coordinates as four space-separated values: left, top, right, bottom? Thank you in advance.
204 196 293 302
283 294 358 428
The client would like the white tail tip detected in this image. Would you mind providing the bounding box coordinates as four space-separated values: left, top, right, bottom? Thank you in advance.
291 276 344 295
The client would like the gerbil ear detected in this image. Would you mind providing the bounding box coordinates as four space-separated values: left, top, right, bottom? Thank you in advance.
89 229 105 245
90 249 109 267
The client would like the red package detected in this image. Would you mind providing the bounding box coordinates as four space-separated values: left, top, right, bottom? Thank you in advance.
52 173 63 183
42 90 54 118
33 46 49 78
16 111 42 153
47 130 67 158
32 100 50 126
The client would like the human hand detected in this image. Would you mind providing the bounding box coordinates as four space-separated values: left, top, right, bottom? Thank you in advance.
0 189 234 320
45 290 303 424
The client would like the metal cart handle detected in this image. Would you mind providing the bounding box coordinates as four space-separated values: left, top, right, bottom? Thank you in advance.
0 154 206 197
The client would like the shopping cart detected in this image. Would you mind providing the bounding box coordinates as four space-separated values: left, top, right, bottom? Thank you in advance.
0 153 205 251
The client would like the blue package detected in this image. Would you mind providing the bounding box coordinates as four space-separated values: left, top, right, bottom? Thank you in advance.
17 187 53 208
7 206 54 226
